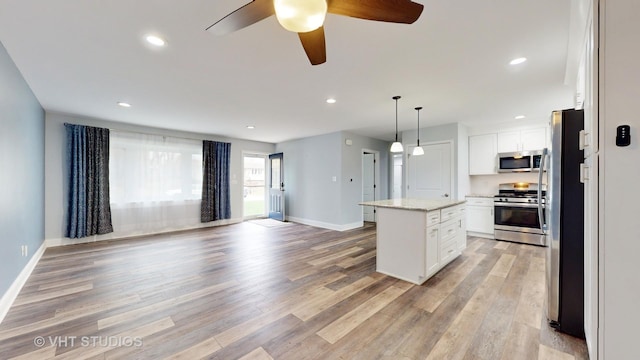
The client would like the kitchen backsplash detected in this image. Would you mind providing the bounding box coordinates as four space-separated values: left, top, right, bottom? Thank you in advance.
469 172 540 195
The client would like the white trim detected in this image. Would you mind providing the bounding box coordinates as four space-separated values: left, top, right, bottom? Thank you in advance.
287 216 363 232
0 241 47 325
46 218 242 247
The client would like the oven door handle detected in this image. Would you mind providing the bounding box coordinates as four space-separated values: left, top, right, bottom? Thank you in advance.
537 148 547 233
494 202 541 209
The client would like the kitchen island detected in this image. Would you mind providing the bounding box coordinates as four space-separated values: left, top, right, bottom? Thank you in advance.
360 198 466 285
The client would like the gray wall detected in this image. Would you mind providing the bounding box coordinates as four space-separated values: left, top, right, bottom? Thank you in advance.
340 132 390 225
44 112 275 242
0 42 45 295
276 131 390 228
276 132 343 226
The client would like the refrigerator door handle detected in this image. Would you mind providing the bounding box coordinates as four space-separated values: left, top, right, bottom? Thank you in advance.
537 148 548 233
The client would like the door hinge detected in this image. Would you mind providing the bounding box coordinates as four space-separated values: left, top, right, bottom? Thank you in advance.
374 209 377 213
373 184 376 189
579 130 590 150
580 163 589 183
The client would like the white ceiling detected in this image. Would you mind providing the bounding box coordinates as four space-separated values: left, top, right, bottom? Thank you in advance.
0 0 575 143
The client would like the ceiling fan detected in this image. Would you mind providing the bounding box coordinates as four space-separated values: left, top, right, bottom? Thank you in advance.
206 0 424 65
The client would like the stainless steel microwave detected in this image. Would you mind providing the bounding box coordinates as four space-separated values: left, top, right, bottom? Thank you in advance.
498 150 544 172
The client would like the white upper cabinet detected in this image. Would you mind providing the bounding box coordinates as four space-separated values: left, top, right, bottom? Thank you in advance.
497 127 547 153
469 133 497 175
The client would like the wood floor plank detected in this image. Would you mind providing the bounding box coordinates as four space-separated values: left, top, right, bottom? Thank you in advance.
237 347 274 360
56 317 175 360
489 253 517 278
291 276 378 321
513 257 546 329
539 344 576 360
162 336 221 359
316 285 407 344
0 224 586 360
97 280 237 330
500 322 540 360
425 274 506 360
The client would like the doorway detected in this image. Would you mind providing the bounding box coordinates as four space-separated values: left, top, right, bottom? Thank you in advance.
362 150 380 222
406 142 453 199
243 154 267 219
269 153 285 221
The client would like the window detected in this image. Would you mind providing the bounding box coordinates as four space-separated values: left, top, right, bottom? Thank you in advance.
109 131 202 204
243 154 267 218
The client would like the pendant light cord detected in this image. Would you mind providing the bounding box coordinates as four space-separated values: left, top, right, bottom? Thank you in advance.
393 96 401 142
416 106 422 146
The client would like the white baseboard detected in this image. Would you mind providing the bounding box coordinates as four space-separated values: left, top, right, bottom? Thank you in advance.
46 218 243 247
0 241 47 325
287 216 364 232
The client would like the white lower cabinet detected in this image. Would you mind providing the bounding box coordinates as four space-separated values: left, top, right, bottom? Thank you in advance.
424 203 465 281
425 225 439 277
375 202 467 285
466 196 495 239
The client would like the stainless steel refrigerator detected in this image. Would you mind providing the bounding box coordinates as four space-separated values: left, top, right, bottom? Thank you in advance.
539 109 585 338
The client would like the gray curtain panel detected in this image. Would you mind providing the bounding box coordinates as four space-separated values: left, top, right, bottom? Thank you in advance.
65 123 113 238
201 140 231 222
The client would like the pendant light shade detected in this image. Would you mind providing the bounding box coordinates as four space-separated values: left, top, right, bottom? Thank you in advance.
413 106 424 156
390 96 404 153
274 0 328 33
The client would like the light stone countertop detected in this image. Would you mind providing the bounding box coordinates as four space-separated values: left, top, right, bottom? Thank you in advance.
465 194 495 198
359 198 466 212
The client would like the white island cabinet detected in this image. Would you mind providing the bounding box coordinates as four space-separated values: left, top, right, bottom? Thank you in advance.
360 198 466 285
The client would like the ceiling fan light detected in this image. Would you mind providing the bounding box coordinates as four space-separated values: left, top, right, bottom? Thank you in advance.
274 0 327 33
390 142 404 153
413 146 424 156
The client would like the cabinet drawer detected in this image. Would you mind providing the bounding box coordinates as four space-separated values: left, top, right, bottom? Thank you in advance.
465 197 493 206
426 211 441 227
440 218 458 242
440 240 459 265
440 204 463 223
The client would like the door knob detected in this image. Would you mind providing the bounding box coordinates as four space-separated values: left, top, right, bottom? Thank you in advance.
443 193 450 198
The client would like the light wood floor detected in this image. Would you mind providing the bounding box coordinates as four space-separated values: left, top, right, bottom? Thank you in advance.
0 221 588 359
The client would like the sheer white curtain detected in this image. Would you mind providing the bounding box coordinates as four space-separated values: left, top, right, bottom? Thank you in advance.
109 131 202 236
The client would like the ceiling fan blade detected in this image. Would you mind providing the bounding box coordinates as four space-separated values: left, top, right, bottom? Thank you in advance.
298 27 327 66
206 0 275 35
328 0 424 24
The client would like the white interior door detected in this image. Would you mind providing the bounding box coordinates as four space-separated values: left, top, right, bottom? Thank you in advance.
406 142 452 199
392 154 403 199
362 152 375 222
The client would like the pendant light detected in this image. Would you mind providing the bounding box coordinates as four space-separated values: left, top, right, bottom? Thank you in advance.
390 96 404 153
413 107 424 156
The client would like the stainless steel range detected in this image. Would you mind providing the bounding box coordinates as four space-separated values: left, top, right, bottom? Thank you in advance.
494 182 547 246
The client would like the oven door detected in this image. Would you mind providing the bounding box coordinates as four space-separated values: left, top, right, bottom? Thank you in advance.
494 202 544 234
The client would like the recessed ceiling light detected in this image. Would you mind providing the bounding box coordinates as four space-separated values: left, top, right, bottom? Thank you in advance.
246 125 255 129
509 57 527 65
326 98 336 104
515 115 526 119
117 102 131 108
145 35 166 47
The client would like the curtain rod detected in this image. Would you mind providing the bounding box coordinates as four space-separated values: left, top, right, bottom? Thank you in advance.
63 122 230 144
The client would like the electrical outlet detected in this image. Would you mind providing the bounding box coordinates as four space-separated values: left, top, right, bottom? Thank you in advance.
21 245 28 257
